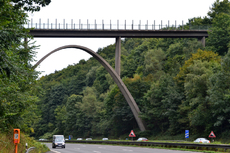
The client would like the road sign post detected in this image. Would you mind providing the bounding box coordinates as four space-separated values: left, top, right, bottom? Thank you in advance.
185 130 189 141
13 129 20 153
209 131 216 142
129 130 136 141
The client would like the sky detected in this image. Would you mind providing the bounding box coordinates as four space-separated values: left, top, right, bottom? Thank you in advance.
29 0 217 77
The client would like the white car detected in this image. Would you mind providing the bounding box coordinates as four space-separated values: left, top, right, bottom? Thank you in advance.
194 138 210 143
77 138 83 140
102 138 109 140
137 137 148 141
86 138 92 140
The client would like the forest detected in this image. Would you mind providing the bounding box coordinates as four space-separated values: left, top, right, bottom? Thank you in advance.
1 0 230 143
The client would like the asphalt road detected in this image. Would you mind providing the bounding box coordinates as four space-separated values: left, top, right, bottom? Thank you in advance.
44 143 200 153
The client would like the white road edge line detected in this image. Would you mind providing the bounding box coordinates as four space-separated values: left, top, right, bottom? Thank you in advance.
50 149 61 153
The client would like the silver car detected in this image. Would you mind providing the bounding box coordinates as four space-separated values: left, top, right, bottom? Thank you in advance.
194 138 210 143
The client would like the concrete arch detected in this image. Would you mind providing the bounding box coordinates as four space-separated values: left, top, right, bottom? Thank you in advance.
33 45 146 131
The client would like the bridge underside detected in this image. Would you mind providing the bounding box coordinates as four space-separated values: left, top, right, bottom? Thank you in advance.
30 29 208 39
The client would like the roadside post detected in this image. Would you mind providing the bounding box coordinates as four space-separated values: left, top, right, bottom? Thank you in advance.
13 129 20 153
129 130 136 141
209 131 216 142
185 130 189 141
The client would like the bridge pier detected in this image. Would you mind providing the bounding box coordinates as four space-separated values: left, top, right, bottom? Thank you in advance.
198 36 205 47
115 37 121 77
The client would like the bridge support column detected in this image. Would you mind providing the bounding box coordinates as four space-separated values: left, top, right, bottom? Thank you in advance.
115 37 121 77
199 36 205 48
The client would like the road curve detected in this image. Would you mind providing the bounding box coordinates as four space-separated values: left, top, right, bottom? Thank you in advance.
44 143 199 153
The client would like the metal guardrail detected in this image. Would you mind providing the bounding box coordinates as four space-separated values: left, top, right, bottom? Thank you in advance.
39 140 230 151
26 19 211 31
25 147 35 153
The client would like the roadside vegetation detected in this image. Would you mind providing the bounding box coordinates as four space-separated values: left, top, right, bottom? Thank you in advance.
1 0 230 153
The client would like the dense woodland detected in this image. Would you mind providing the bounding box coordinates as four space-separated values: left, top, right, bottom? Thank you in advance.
1 0 230 142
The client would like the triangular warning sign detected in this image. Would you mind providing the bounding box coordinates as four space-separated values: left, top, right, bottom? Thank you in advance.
129 130 136 137
209 131 216 138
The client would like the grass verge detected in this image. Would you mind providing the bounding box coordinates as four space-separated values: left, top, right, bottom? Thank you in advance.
0 131 49 153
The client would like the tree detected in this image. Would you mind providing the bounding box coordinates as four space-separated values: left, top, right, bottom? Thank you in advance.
0 0 50 132
65 94 82 136
208 0 230 20
207 50 230 133
142 74 184 134
175 49 221 85
184 60 221 133
207 13 230 55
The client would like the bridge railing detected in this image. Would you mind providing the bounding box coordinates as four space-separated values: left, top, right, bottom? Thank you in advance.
25 19 211 31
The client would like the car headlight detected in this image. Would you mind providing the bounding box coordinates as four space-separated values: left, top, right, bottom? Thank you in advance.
62 143 65 145
55 143 58 145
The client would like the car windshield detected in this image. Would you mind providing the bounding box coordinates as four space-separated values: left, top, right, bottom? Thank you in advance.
55 136 64 142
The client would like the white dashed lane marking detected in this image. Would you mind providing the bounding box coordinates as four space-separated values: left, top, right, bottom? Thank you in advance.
123 149 133 151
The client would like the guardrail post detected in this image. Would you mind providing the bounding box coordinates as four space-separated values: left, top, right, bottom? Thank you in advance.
139 20 141 30
102 20 104 30
175 20 176 30
39 19 41 29
71 19 73 29
182 20 184 30
146 20 148 30
132 20 133 30
117 20 119 30
47 19 49 29
25 143 28 152
79 19 81 29
63 19 65 29
161 20 162 29
110 20 111 30
168 20 170 29
55 19 57 29
95 20 97 29
31 18 33 28
87 19 88 29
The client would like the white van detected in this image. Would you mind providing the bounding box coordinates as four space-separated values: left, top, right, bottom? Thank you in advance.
52 135 65 148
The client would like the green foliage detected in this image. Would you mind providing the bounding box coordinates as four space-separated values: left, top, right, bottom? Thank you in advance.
207 13 230 55
207 50 230 132
175 49 221 85
0 0 48 132
208 0 230 20
142 74 184 134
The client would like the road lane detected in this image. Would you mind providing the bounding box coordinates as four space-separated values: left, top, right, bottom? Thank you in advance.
45 143 200 153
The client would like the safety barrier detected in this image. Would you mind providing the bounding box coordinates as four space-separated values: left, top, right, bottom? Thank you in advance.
39 140 230 152
26 19 211 31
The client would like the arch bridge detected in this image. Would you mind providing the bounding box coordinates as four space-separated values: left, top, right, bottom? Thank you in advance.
30 19 210 131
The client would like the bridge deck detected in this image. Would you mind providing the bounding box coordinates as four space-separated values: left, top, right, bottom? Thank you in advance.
29 29 209 38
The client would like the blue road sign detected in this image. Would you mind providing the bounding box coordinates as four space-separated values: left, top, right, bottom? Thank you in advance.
185 130 189 138
69 135 71 140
